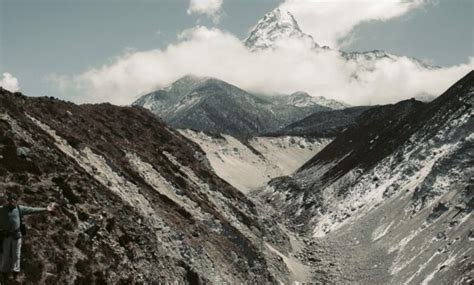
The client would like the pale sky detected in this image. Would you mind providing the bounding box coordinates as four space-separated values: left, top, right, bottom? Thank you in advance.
1 0 473 104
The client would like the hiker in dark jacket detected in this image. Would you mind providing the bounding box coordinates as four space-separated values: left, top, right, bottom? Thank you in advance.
0 192 55 276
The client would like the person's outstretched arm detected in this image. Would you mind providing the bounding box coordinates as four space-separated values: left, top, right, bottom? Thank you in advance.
19 203 56 215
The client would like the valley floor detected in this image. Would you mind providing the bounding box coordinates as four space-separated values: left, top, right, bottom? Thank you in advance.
259 190 473 285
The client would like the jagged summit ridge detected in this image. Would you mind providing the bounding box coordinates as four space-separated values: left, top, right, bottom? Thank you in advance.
245 9 435 72
244 8 319 50
342 49 436 69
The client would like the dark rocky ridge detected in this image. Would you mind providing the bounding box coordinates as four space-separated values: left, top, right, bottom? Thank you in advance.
0 89 290 283
266 106 371 138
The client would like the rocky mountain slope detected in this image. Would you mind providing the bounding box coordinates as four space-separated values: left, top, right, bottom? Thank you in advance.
0 88 298 284
133 75 336 137
179 129 330 193
258 71 473 284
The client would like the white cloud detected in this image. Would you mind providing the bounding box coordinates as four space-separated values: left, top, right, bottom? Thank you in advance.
279 0 426 48
187 0 223 23
51 26 474 106
0 73 20 92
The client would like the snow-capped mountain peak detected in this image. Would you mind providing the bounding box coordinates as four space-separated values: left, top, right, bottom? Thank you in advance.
287 91 349 109
244 8 319 50
287 91 316 107
164 74 211 92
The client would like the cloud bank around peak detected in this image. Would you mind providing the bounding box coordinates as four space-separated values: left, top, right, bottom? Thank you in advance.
279 0 427 48
187 0 223 23
50 25 474 107
0 73 20 92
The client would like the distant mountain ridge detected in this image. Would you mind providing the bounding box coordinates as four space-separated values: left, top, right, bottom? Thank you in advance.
245 8 434 69
133 75 347 136
269 105 372 138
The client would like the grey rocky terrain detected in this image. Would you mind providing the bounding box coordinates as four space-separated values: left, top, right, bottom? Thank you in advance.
257 71 474 284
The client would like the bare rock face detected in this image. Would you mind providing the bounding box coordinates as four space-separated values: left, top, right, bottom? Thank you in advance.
0 89 291 284
259 71 474 283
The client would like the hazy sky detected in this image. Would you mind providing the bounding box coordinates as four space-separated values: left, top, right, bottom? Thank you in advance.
1 0 473 105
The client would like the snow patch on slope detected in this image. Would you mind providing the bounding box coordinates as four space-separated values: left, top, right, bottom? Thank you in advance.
311 129 464 238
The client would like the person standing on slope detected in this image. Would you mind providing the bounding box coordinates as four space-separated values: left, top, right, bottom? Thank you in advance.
0 192 56 279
